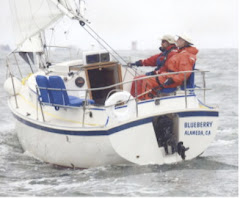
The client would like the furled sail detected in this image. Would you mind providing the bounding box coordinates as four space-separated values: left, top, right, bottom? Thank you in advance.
9 0 86 49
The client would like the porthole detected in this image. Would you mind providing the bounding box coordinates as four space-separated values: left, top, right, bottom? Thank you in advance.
75 77 85 88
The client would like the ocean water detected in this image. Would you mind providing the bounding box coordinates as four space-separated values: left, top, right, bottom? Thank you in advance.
0 48 238 196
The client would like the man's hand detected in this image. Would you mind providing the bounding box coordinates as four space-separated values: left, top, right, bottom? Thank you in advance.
135 60 143 67
163 78 174 86
152 77 174 92
127 60 142 67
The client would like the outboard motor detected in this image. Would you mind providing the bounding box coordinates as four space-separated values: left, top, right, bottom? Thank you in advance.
153 115 176 154
153 115 190 159
177 142 189 160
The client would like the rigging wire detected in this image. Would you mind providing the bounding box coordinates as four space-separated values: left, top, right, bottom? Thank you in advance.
79 21 139 78
79 22 121 63
84 22 128 65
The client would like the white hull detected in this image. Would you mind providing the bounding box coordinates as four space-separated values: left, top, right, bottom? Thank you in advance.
9 91 218 168
15 118 128 168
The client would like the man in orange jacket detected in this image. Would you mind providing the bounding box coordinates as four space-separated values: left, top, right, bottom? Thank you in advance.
140 34 199 100
130 35 178 97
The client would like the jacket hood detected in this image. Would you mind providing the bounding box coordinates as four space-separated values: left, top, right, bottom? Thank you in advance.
183 46 198 55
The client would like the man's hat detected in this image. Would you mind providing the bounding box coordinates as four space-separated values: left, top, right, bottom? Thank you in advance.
160 34 176 44
177 34 193 45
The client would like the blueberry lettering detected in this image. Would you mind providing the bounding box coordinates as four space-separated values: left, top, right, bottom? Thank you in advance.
184 121 213 128
184 121 213 136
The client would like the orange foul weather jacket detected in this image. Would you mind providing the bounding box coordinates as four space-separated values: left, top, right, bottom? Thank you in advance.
141 44 178 74
131 45 178 97
141 46 199 99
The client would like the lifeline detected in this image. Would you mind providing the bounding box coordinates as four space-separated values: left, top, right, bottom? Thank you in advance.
184 121 213 128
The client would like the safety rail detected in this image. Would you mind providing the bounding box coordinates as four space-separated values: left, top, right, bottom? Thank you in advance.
6 54 210 127
35 70 209 125
35 70 208 93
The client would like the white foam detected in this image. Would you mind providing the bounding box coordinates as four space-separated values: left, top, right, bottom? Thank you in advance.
210 139 236 147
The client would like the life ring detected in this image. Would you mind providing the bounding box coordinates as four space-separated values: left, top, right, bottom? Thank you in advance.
105 91 136 122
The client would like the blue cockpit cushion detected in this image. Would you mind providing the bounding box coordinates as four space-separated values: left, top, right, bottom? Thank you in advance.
49 76 69 105
48 76 95 108
36 75 51 103
68 96 95 106
68 96 83 106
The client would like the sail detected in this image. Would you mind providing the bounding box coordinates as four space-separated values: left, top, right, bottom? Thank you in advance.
9 0 63 48
9 0 86 48
17 34 44 53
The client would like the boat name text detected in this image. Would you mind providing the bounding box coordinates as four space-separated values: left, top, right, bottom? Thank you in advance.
184 122 213 136
184 121 213 128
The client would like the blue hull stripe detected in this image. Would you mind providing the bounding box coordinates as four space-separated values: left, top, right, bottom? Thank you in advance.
13 110 218 136
14 114 153 136
178 111 218 117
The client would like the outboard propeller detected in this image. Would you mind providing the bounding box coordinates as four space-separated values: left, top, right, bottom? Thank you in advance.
177 142 189 160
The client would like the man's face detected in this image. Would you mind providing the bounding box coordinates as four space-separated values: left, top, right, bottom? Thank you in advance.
161 40 170 49
176 37 185 48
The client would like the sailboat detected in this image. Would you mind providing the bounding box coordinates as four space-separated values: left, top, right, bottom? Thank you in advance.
4 0 219 168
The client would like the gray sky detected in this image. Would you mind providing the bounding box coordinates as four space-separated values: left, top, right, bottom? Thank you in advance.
0 0 238 50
